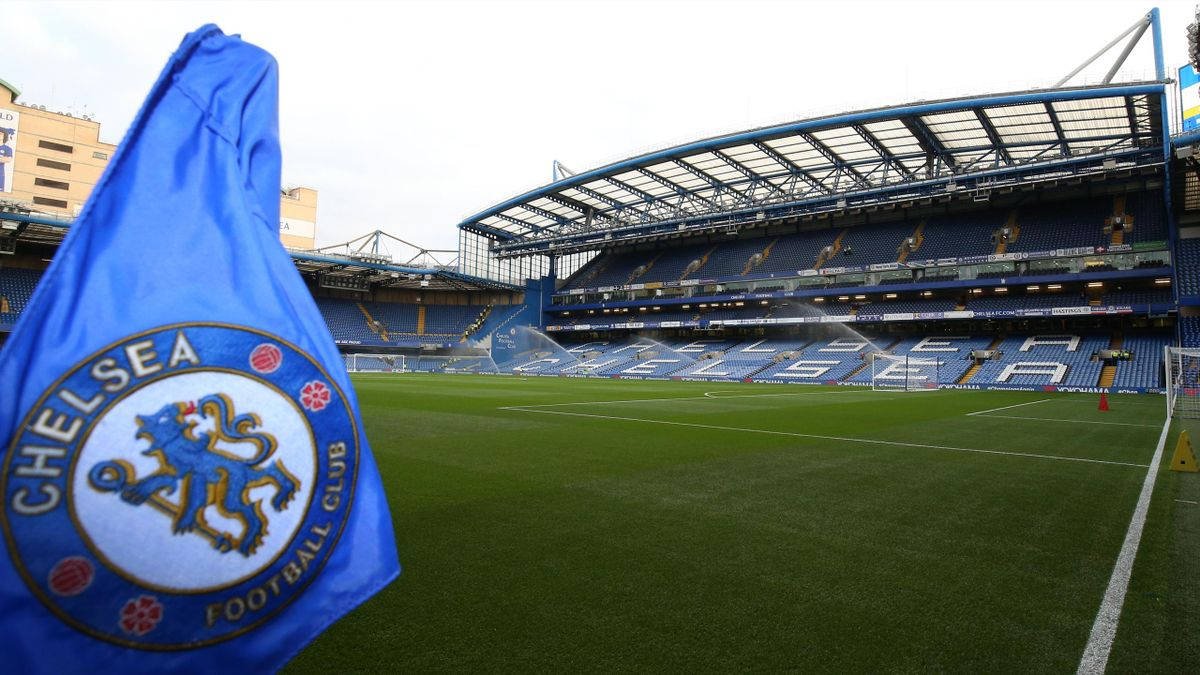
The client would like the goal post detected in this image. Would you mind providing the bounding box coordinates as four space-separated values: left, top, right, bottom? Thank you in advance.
871 353 941 392
1165 346 1200 420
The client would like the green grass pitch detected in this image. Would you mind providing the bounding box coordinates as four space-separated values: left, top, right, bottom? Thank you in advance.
286 374 1200 672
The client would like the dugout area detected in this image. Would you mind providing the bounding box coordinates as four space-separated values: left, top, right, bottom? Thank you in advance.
286 374 1200 672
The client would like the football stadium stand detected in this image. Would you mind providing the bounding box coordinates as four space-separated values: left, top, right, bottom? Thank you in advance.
4 63 1197 397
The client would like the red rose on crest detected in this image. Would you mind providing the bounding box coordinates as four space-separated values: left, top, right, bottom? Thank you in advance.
300 380 331 411
119 595 163 636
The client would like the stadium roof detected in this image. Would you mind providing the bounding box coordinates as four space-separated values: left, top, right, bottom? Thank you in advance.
0 208 519 291
460 83 1168 256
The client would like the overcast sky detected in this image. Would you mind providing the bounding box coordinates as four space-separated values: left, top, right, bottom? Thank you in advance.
2 0 1195 255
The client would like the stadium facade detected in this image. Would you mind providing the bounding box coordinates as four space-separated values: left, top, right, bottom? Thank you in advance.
2 7 1199 392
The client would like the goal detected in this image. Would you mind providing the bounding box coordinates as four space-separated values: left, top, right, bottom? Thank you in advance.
870 353 941 392
1165 346 1200 420
343 353 499 374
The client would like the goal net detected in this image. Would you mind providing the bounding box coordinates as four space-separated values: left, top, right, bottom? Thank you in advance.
870 353 941 391
343 353 499 374
1165 346 1200 420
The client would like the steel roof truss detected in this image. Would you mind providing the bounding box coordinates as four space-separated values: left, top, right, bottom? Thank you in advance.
1044 102 1071 156
973 108 1013 166
900 116 956 177
634 167 720 212
851 124 916 182
795 131 871 190
750 141 834 195
710 148 791 200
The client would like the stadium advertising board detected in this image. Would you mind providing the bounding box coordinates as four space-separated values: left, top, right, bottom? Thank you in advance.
545 303 1144 332
0 107 16 194
1181 64 1200 131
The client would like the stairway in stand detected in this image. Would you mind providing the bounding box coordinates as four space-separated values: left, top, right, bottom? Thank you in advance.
357 302 389 342
958 335 1004 384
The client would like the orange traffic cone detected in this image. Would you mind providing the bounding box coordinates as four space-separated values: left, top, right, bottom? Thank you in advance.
1099 391 1110 411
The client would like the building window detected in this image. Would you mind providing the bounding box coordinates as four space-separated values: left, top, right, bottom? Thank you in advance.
34 177 69 191
36 158 71 171
32 196 69 209
38 140 74 154
93 151 108 160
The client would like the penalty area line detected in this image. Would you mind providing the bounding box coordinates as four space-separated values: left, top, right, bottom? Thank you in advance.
965 398 1053 416
1076 416 1173 674
970 414 1160 428
500 406 1149 469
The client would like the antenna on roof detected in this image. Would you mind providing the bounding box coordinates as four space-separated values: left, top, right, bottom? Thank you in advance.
1054 11 1155 87
552 160 575 182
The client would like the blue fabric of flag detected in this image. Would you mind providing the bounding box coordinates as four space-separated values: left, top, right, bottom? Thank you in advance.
0 24 399 672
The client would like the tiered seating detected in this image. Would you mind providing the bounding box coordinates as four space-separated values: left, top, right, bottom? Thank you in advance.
971 335 1109 387
640 243 713 281
1112 334 1171 388
1101 290 1173 306
835 221 918 265
844 335 993 384
1009 199 1111 252
911 212 1005 260
558 193 1169 292
755 230 839 274
315 298 384 345
968 293 1087 311
702 238 777 278
363 302 418 334
1181 317 1200 348
423 304 486 335
0 267 41 327
751 337 878 382
1179 239 1200 297
1123 192 1169 243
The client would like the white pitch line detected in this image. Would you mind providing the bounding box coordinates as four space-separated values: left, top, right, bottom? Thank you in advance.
507 389 872 409
501 407 1149 469
965 398 1053 416
971 414 1160 428
1175 499 1199 505
1076 417 1172 674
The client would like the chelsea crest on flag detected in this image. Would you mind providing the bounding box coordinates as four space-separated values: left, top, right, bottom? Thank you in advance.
0 25 400 671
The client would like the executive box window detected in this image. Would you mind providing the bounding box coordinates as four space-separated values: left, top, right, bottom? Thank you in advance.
38 139 74 154
36 158 71 171
93 151 108 160
34 177 69 191
32 196 69 209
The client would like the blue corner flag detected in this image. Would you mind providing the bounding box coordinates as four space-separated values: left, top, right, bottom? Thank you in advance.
0 25 399 671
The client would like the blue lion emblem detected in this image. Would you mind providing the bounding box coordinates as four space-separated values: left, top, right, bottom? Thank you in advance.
89 394 299 557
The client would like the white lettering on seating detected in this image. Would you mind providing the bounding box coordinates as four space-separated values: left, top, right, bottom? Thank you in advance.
1019 335 1080 352
567 341 609 353
818 338 868 353
571 358 618 372
514 358 559 372
690 360 731 377
740 339 776 353
773 360 842 378
875 360 929 381
997 361 1068 384
911 336 968 353
612 343 654 354
622 359 681 374
677 340 720 353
